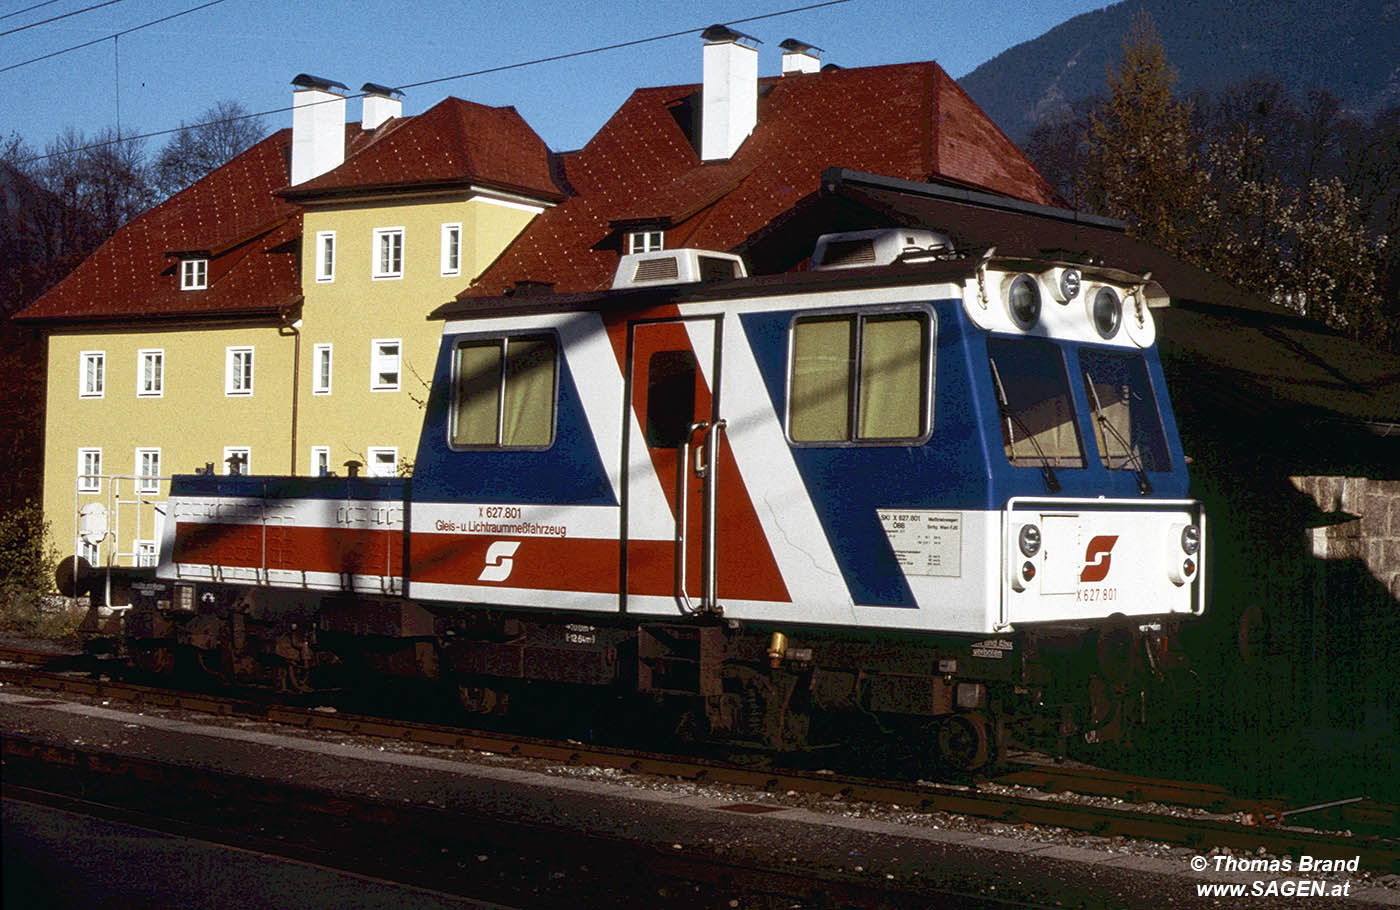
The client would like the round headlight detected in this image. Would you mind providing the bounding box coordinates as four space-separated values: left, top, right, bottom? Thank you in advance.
1181 524 1200 555
1091 287 1122 338
1008 274 1041 329
1018 523 1041 558
1059 268 1081 302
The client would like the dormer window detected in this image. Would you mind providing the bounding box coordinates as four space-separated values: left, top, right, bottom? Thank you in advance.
627 231 664 254
181 258 208 290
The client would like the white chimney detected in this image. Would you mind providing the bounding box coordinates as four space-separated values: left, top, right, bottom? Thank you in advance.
780 38 822 75
360 82 403 131
290 74 348 186
700 25 759 162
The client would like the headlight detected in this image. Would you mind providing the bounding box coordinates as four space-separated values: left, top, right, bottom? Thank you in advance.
1090 287 1121 338
1181 524 1200 555
1008 274 1041 329
1018 523 1041 557
1058 268 1081 302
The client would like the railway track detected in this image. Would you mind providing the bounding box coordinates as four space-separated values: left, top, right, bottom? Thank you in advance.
2 645 1396 872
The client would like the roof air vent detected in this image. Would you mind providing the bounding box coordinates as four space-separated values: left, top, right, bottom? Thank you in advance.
612 249 747 289
811 229 954 270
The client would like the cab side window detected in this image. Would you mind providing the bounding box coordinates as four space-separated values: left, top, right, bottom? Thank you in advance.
788 310 932 444
451 334 558 448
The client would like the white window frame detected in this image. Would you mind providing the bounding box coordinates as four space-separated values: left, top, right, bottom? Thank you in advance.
312 343 333 395
80 351 105 399
370 338 401 392
627 230 664 254
222 446 251 475
310 446 330 477
315 230 336 282
134 447 161 494
135 540 158 567
137 349 164 398
226 346 254 397
77 447 102 492
181 258 208 290
367 446 398 477
440 222 462 276
372 227 404 279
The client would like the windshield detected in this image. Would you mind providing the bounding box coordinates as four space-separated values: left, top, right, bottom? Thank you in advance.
1079 348 1171 472
987 337 1085 469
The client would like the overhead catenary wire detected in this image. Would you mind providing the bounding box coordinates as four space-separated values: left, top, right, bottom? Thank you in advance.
1 0 133 37
0 0 65 22
0 0 228 74
9 0 851 164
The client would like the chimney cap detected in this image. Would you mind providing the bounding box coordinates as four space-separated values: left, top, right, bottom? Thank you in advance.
701 24 760 45
360 82 404 97
779 38 824 53
292 73 349 93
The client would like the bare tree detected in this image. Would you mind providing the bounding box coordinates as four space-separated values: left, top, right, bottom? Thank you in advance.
153 100 267 199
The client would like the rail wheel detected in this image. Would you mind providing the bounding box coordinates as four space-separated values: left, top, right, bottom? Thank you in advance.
935 712 990 771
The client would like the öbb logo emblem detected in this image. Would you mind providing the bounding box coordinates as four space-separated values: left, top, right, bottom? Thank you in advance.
1079 535 1118 583
478 540 522 582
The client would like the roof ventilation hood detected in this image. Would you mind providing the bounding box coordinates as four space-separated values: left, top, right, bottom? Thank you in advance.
811 228 954 270
612 249 747 288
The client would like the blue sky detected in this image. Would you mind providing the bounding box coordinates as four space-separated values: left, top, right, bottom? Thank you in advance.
2 0 1114 155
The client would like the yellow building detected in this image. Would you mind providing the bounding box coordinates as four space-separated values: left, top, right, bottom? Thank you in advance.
17 77 559 572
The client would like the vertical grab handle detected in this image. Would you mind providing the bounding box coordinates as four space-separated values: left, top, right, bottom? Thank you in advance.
675 421 709 614
700 419 726 615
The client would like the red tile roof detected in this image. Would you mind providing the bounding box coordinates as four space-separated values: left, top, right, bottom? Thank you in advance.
282 97 560 201
18 97 560 324
461 61 1060 297
16 129 303 323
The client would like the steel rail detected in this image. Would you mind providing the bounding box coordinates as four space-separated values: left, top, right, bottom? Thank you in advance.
0 659 1394 871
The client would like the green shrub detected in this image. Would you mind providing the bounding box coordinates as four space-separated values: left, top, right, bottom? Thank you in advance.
0 501 60 634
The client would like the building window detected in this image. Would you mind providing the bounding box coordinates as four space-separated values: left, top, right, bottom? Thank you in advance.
135 541 158 567
315 231 335 282
226 346 254 396
441 223 461 276
627 230 664 254
80 539 100 564
367 447 398 477
80 351 105 398
137 349 164 397
135 448 161 494
371 339 401 391
313 344 332 395
450 334 557 448
372 227 403 279
181 258 208 290
223 447 250 475
788 310 933 444
77 448 102 492
310 446 330 477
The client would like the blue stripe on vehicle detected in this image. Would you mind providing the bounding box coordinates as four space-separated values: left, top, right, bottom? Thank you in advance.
741 301 995 608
